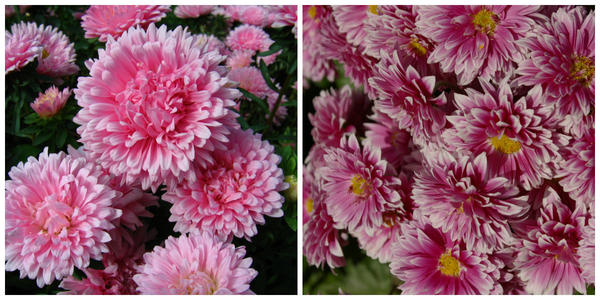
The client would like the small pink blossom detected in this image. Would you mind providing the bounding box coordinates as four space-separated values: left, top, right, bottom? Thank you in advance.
31 86 71 118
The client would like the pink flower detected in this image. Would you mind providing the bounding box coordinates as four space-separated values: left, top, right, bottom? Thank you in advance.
228 66 270 97
5 5 30 17
364 6 435 76
164 128 287 240
321 134 403 234
81 5 170 42
303 186 346 269
309 86 370 147
35 23 79 78
332 5 370 47
516 7 594 119
226 49 254 69
224 5 270 27
369 50 448 147
194 33 228 57
5 21 41 74
30 86 71 118
268 5 297 36
413 150 528 252
74 24 240 192
174 5 213 19
5 148 121 287
133 232 257 294
443 80 568 190
225 24 273 53
579 216 594 285
514 188 586 294
557 120 594 207
303 6 336 82
416 5 541 85
390 214 502 294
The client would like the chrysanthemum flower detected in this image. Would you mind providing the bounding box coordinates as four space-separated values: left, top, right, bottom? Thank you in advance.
5 148 121 287
133 232 257 294
164 128 287 240
35 23 79 78
364 110 421 173
31 86 71 118
516 7 594 119
5 22 41 74
416 5 541 85
303 187 346 269
321 134 402 234
514 188 586 294
369 50 448 147
174 5 214 19
81 5 170 42
309 86 371 147
414 150 528 252
225 24 273 53
557 121 594 206
443 80 568 190
390 214 502 294
267 5 297 36
303 6 336 83
226 49 254 69
332 5 371 47
74 24 240 192
579 216 594 285
224 5 271 27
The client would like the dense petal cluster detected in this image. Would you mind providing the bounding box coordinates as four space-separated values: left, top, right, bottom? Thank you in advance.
174 5 214 19
81 5 170 42
31 86 71 118
5 22 41 73
133 232 257 294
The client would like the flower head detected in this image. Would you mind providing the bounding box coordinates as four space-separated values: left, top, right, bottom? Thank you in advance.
224 5 271 27
416 5 541 85
557 120 594 206
81 5 170 42
225 24 273 53
516 7 594 118
164 128 287 240
36 23 79 78
174 5 213 19
5 21 41 74
74 24 240 192
5 148 121 287
321 134 402 234
133 232 257 294
31 86 71 118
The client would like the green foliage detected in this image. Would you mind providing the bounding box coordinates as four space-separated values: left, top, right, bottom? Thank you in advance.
6 5 297 295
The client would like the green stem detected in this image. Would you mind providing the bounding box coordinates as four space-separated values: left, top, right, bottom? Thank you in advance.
265 72 293 135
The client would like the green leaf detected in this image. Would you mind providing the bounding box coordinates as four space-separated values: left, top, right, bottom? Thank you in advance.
238 88 269 112
287 60 297 75
282 100 297 107
56 130 68 148
236 116 250 130
24 113 39 125
32 129 54 146
259 60 279 93
256 44 282 57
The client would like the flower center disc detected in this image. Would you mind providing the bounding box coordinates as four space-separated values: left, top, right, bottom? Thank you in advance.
408 39 428 57
306 197 314 214
368 5 378 15
350 174 370 197
439 251 461 277
490 134 521 154
472 8 497 35
570 55 595 86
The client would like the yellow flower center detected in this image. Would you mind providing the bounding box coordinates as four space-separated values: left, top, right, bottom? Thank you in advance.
472 8 497 35
570 55 594 87
42 48 50 59
368 5 378 15
490 134 521 154
306 197 314 214
408 39 428 57
350 174 369 197
439 251 461 277
308 6 317 19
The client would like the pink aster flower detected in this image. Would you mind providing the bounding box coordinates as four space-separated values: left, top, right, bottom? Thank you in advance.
174 5 214 19
516 7 594 119
224 5 270 27
35 23 79 78
30 86 71 118
228 66 270 97
364 6 436 76
443 80 568 190
557 121 594 207
369 50 448 147
579 216 594 285
416 5 541 85
413 150 528 252
321 134 403 234
5 21 41 74
81 5 170 42
164 128 287 240
226 49 254 69
74 24 240 192
390 213 502 294
268 5 297 36
133 232 257 294
194 33 228 57
514 188 586 294
303 187 346 269
5 148 121 287
225 24 273 54
332 5 371 47
309 86 371 147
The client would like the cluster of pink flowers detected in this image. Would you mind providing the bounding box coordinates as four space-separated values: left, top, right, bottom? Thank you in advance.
6 5 296 295
304 5 594 295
